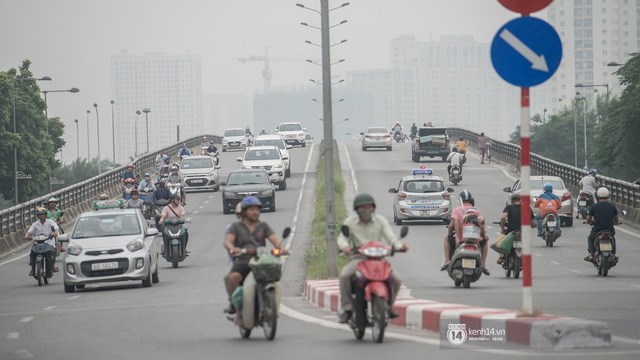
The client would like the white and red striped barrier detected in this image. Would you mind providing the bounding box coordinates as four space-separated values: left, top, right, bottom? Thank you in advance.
304 280 611 349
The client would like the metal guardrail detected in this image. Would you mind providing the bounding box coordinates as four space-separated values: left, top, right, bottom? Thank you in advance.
0 135 221 237
447 127 640 211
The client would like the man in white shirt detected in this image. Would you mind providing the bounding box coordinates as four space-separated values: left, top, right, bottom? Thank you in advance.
24 207 59 276
447 147 464 176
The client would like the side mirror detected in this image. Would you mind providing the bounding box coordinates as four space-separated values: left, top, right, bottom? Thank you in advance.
286 145 293 149
621 210 627 217
503 187 512 193
282 156 289 160
303 128 308 131
447 187 454 193
59 211 65 217
220 181 226 187
340 225 350 237
58 234 69 243
146 228 159 236
400 226 409 238
388 188 398 194
215 166 222 169
236 157 243 162
359 132 364 136
282 227 291 239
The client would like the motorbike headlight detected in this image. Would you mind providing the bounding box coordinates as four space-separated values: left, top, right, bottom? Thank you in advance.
126 238 144 252
223 191 236 199
361 247 389 257
67 244 83 256
261 189 274 197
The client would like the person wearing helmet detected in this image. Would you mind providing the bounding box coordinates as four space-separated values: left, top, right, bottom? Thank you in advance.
155 151 169 172
456 136 468 154
158 193 188 255
167 165 186 205
151 180 171 203
496 194 535 265
585 187 620 263
259 128 268 135
98 193 109 200
138 173 156 192
336 193 408 323
24 207 59 276
533 182 562 237
46 197 65 254
579 169 598 203
447 146 464 176
121 163 136 182
178 143 192 158
223 196 287 314
244 126 252 136
125 189 145 212
441 190 490 275
201 136 210 148
222 203 246 303
410 123 418 139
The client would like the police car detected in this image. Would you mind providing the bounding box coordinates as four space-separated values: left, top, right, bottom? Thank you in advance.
388 168 454 225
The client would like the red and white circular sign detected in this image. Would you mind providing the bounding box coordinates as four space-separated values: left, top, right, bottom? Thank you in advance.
498 0 554 14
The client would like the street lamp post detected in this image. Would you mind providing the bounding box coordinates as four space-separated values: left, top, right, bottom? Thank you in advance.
86 110 91 160
135 110 141 157
143 108 151 153
111 100 116 163
94 103 101 174
74 119 79 159
576 97 588 169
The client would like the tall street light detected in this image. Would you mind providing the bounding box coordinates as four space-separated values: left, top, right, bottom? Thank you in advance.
86 110 91 160
143 108 151 153
135 110 141 157
11 75 52 204
94 103 101 174
74 119 79 159
576 96 588 169
110 100 116 163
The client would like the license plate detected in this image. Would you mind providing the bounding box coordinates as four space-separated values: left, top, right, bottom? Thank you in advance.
512 241 522 249
463 225 481 239
599 243 613 252
547 221 556 227
462 258 476 269
91 262 118 271
191 179 204 184
420 210 438 216
579 201 587 206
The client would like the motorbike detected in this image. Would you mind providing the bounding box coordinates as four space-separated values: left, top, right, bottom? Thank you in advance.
168 182 182 199
230 228 290 341
162 217 189 268
30 233 54 286
502 231 522 279
449 165 462 185
460 153 467 165
122 178 138 200
577 191 594 219
340 225 408 343
210 152 220 166
138 187 153 220
393 131 405 143
592 230 618 277
541 213 560 247
447 209 483 288
153 199 170 232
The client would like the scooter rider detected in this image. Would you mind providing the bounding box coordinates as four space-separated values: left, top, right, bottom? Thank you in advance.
223 196 287 314
24 207 59 276
125 189 145 211
336 194 408 323
178 143 192 158
585 187 620 263
46 197 64 254
158 193 189 254
456 136 468 154
138 173 156 192
580 169 598 200
410 123 418 138
121 163 136 182
167 165 186 205
447 147 464 175
497 194 534 264
440 190 490 275
533 182 562 237
150 180 171 203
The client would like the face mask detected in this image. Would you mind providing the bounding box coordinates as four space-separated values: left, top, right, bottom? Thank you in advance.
358 209 373 221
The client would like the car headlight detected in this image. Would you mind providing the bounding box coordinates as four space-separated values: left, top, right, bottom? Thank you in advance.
241 165 251 169
126 238 144 252
261 189 274 197
208 170 216 177
272 164 283 169
67 244 83 256
224 191 236 199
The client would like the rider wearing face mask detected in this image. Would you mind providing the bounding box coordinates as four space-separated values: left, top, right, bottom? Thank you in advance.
336 194 408 324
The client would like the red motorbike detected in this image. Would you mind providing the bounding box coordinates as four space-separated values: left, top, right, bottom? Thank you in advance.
340 225 408 343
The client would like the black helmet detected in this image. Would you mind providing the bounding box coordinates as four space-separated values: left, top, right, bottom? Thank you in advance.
459 190 474 204
510 194 521 202
452 146 458 152
458 136 464 141
353 193 376 210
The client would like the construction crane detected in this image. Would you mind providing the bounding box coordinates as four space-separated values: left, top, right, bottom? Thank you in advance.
238 46 312 92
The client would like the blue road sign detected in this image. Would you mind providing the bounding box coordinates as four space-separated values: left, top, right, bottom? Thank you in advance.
491 17 562 87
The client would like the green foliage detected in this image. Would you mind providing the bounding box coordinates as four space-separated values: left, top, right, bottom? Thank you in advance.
0 60 65 205
51 158 118 191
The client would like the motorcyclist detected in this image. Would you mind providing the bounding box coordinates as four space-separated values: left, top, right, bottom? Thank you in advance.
201 136 210 148
158 193 189 255
223 196 287 314
125 189 145 213
206 142 218 155
46 197 64 254
533 182 562 237
166 165 186 205
336 194 408 323
178 143 192 158
496 194 534 264
410 123 418 139
391 122 402 137
585 187 620 263
579 169 598 202
244 127 252 137
222 204 245 297
24 207 59 276
447 146 464 175
456 136 468 155
155 151 169 172
121 163 136 182
98 193 109 200
260 128 268 135
440 190 490 275
138 173 156 192
150 180 171 203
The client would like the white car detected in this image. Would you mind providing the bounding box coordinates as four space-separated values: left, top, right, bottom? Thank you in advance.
361 126 392 151
276 122 306 147
180 155 222 192
252 135 292 177
222 128 249 152
58 200 161 293
237 146 288 190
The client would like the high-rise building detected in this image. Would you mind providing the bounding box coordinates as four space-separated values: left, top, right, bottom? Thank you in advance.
202 94 252 136
111 50 202 163
543 0 640 110
348 35 519 140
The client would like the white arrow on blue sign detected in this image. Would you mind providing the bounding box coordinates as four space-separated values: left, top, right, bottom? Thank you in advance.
491 17 562 87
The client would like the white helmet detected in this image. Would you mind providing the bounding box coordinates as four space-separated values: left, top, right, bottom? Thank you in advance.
596 187 610 198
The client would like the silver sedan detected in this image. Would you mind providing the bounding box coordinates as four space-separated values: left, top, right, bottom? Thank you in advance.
361 127 392 151
389 171 454 225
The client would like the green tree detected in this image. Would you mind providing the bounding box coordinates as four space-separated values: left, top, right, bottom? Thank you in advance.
51 158 119 191
0 60 65 205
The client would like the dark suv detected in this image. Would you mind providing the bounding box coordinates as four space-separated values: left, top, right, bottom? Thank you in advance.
411 127 450 162
221 169 276 214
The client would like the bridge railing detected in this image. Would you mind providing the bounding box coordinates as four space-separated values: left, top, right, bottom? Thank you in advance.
446 128 640 221
0 135 221 238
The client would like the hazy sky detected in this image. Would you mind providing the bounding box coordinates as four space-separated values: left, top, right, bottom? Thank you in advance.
0 0 538 161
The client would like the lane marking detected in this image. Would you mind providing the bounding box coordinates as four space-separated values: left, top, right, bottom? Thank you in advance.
550 261 560 266
570 269 581 274
629 284 640 289
43 306 55 311
283 144 315 253
7 332 19 339
19 317 33 323
68 295 80 300
343 144 358 193
15 349 34 358
198 205 204 209
534 253 542 257
192 211 199 215
0 253 29 267
204 200 209 204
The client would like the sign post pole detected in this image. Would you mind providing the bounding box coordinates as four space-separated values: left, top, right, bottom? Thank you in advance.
520 87 533 315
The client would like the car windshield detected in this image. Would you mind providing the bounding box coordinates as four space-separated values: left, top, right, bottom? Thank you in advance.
403 180 445 193
72 214 141 239
181 158 213 169
228 172 269 186
224 129 244 137
244 149 280 161
279 123 302 131
367 127 388 134
531 179 565 191
253 139 285 149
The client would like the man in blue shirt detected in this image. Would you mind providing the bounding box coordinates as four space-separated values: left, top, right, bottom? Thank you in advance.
178 144 191 158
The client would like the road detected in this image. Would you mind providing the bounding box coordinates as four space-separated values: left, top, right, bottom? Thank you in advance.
0 143 638 359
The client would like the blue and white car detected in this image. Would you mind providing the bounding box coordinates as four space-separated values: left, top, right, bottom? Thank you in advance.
388 168 454 225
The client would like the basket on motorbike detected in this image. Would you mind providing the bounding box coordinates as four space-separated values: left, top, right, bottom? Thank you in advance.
249 254 282 283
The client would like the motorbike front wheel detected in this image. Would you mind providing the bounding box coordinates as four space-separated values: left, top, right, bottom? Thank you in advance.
513 257 521 279
171 244 180 268
36 262 43 286
371 295 387 343
262 289 278 341
239 327 252 339
462 274 472 289
601 255 609 277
